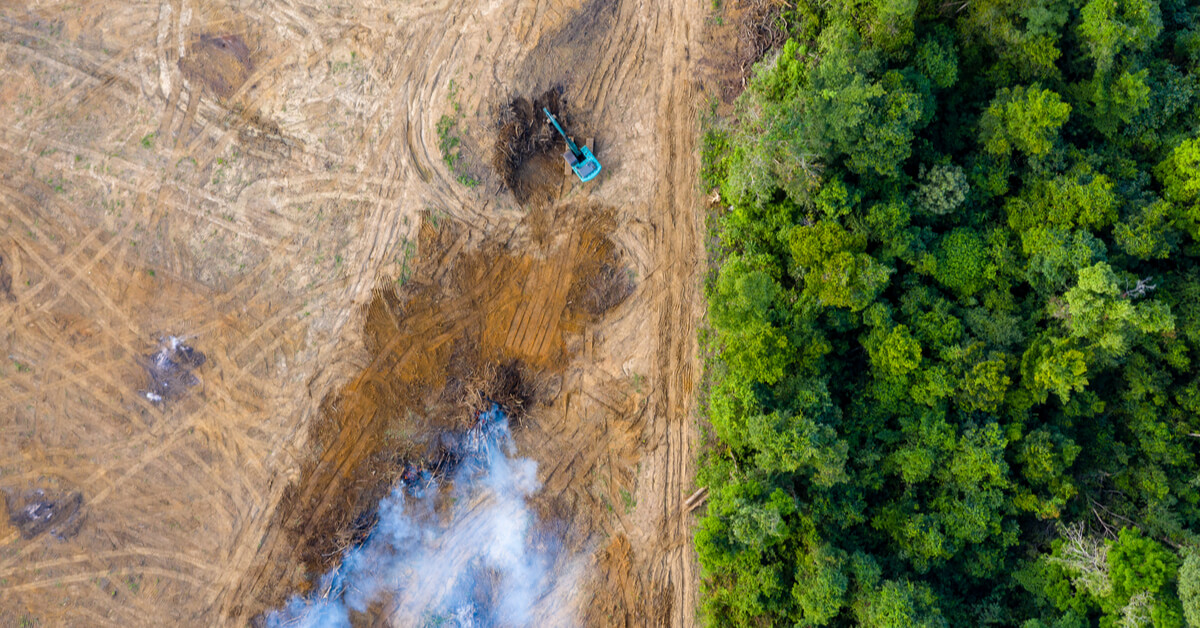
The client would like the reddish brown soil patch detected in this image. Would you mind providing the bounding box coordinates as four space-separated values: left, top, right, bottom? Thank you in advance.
587 535 674 627
233 202 628 619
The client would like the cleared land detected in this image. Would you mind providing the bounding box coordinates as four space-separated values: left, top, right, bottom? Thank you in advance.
0 0 727 625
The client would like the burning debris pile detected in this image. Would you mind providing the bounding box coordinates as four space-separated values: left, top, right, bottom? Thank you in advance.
140 336 206 403
4 488 85 540
265 404 580 628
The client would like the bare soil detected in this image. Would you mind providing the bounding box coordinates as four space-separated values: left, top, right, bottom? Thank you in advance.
0 0 727 625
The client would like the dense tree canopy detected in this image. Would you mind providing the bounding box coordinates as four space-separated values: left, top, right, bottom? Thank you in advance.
698 0 1200 625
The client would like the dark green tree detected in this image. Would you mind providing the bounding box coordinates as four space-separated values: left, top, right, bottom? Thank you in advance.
697 2 1200 624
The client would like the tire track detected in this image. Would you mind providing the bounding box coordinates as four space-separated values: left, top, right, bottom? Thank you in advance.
0 0 716 624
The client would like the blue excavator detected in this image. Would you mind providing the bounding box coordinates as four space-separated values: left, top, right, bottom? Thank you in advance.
543 107 602 183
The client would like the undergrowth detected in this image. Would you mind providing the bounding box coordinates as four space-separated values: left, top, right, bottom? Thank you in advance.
436 80 480 188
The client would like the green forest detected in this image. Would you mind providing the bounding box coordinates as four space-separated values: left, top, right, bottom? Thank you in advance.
697 0 1200 625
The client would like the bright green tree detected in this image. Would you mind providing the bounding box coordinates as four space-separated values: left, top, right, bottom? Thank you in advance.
980 85 1071 157
789 221 892 311
932 228 991 298
1063 262 1175 360
1179 549 1200 628
853 579 947 628
710 255 793 384
1157 139 1200 242
1078 0 1162 75
793 544 849 624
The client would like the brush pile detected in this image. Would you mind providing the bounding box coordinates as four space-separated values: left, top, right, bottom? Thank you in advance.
491 89 568 204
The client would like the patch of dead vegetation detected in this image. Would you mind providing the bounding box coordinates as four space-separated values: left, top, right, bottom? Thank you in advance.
736 0 788 79
700 0 790 102
491 89 569 206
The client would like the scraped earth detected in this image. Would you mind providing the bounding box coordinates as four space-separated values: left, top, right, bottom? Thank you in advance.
0 0 718 625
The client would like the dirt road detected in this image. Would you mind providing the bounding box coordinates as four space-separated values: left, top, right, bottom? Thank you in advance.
0 0 712 625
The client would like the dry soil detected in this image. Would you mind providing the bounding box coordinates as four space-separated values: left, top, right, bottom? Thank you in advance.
0 0 730 625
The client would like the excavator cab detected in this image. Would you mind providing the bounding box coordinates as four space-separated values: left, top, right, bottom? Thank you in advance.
543 107 602 183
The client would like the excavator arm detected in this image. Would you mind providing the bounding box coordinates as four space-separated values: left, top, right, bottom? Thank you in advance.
543 107 602 183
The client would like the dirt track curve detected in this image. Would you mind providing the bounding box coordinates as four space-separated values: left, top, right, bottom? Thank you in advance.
0 0 713 625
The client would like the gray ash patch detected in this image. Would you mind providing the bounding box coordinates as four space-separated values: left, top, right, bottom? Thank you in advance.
5 488 85 540
141 336 207 403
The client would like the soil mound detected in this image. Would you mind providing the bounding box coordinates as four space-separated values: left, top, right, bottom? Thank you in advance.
570 261 634 318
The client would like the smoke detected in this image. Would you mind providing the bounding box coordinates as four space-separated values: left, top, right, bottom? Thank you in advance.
266 406 582 628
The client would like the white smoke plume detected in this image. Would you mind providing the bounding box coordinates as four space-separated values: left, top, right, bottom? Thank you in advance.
266 406 583 628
